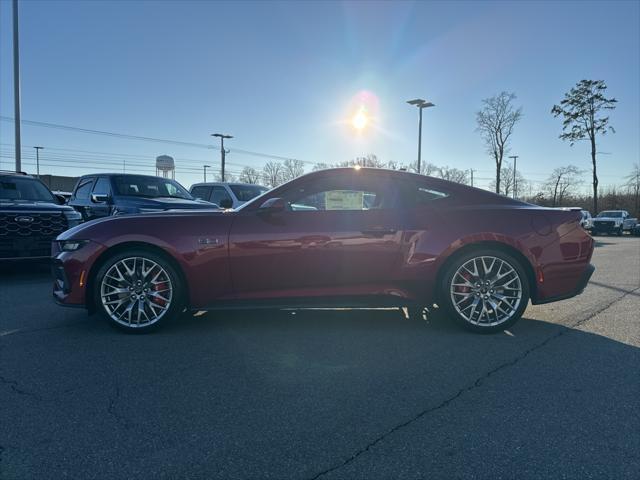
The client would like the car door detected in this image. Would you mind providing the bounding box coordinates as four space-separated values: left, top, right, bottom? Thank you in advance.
68 177 96 220
228 171 404 300
88 177 113 219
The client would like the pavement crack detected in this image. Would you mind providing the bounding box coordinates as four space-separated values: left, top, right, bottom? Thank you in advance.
306 286 640 480
0 375 42 401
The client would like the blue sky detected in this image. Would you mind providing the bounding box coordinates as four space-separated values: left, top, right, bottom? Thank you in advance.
1 0 638 191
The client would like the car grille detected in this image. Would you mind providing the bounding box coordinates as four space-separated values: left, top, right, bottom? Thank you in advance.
0 212 68 259
593 220 615 229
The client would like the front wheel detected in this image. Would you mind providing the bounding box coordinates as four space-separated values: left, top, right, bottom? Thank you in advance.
440 249 530 333
617 227 623 236
94 249 183 332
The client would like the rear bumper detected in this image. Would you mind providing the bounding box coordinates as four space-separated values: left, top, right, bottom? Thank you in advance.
533 264 594 305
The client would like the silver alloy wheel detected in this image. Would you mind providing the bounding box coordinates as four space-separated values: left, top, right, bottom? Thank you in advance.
100 256 173 328
450 255 522 327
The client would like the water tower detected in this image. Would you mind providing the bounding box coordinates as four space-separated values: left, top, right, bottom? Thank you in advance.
156 155 175 179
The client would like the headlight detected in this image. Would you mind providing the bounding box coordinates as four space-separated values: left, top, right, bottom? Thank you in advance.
63 210 83 227
58 240 89 252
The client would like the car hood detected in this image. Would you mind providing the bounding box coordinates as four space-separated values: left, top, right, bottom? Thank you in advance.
116 196 215 209
0 200 73 212
58 208 232 241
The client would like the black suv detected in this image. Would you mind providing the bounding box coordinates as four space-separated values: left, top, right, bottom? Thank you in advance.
67 173 216 221
0 171 83 260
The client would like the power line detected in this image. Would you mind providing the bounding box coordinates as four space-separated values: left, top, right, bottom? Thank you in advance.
0 116 314 165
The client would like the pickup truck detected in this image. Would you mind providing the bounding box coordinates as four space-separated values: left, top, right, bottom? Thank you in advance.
591 210 638 236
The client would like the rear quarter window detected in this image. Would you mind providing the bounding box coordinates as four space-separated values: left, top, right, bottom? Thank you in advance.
401 182 449 207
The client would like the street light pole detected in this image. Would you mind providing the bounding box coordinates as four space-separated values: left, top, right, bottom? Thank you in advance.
34 146 43 178
211 133 233 182
12 0 22 172
509 155 519 199
407 99 435 174
203 165 211 182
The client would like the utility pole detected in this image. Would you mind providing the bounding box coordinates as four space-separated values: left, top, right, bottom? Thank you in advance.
470 169 474 187
211 133 233 182
33 146 43 178
13 0 22 172
509 155 519 199
203 165 211 182
406 99 435 174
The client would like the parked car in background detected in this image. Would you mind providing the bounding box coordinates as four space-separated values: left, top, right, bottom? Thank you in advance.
53 167 594 334
190 182 268 209
580 210 593 230
68 174 218 221
591 210 636 236
1 171 82 260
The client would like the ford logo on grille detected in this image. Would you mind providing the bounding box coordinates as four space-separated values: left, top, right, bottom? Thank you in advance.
15 215 35 224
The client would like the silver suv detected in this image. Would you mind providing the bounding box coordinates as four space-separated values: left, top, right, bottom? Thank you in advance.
189 182 268 209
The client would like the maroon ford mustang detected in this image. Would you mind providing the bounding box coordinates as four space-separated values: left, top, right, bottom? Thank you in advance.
52 167 594 333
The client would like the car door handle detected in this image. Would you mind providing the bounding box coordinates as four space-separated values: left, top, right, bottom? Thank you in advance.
361 227 397 236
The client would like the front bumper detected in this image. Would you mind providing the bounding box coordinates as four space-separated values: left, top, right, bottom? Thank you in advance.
52 240 106 308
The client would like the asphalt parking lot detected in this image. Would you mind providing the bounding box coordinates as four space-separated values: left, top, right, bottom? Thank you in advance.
1 236 639 479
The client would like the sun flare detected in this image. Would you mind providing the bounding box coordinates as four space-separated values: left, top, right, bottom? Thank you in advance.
351 108 369 131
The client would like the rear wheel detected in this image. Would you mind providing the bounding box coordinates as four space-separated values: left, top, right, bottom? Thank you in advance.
440 249 530 333
94 249 183 332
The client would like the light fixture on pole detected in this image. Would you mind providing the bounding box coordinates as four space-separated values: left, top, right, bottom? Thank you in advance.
211 133 233 182
509 155 519 199
33 146 43 178
406 98 435 174
203 165 211 182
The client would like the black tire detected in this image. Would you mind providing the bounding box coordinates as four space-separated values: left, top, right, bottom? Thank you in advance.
617 227 623 236
439 248 530 334
93 248 184 333
591 230 598 236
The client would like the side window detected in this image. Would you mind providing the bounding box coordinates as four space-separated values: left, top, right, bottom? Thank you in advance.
92 177 112 196
210 186 233 205
74 178 95 200
281 175 395 211
191 186 213 201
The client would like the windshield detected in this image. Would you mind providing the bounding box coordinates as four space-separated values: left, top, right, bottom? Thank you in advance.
229 184 269 202
597 211 623 218
0 177 56 202
112 175 192 199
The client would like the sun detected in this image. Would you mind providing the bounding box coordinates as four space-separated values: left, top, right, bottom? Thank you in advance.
351 108 369 131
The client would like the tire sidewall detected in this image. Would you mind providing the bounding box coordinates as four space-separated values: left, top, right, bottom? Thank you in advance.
93 249 183 333
440 248 530 334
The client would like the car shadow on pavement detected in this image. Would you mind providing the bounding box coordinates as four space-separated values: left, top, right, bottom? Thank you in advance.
2 304 638 479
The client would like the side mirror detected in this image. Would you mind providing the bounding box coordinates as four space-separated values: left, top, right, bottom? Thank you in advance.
91 193 109 204
220 198 233 209
54 194 67 205
259 197 286 213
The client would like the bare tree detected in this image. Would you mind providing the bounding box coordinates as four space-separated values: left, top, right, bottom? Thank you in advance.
624 163 640 217
408 160 438 176
476 92 523 194
543 165 584 207
312 162 331 171
489 164 527 197
262 161 284 187
437 166 469 184
238 166 261 184
281 158 306 182
552 79 617 213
